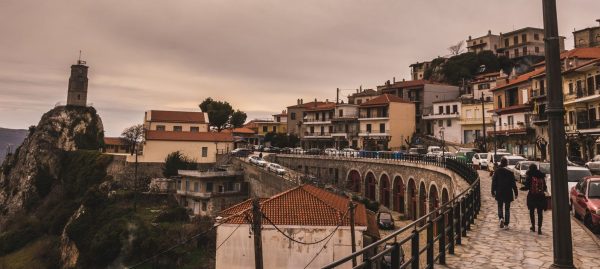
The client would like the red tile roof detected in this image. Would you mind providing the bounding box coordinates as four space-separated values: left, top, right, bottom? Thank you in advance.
305 102 336 111
104 137 126 145
223 127 256 134
491 68 545 92
360 94 412 107
383 79 433 89
223 184 368 227
148 110 206 123
563 58 600 74
218 198 268 218
287 101 335 109
145 130 233 142
533 47 600 67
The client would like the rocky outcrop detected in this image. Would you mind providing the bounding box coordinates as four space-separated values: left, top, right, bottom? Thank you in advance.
0 106 104 228
60 205 85 269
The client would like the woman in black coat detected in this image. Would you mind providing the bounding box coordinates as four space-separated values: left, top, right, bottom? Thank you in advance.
522 163 547 234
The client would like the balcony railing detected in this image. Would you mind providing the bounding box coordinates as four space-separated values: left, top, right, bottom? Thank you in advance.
359 130 391 137
304 132 333 138
303 118 333 123
576 120 600 130
531 114 548 123
422 112 460 120
359 112 389 119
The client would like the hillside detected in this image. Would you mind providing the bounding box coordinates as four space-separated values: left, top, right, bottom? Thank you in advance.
0 128 27 164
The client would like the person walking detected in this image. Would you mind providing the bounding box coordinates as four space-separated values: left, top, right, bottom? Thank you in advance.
521 163 547 234
491 158 518 229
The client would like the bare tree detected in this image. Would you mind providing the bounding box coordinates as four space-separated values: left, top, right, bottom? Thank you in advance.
121 124 144 211
448 40 465 56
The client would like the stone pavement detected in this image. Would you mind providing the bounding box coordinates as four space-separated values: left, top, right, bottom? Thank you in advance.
441 170 600 269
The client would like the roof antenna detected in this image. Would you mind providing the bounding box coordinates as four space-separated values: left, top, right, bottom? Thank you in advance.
77 50 86 65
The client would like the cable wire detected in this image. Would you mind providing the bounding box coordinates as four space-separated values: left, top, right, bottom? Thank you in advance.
302 223 340 269
261 208 350 245
215 222 243 252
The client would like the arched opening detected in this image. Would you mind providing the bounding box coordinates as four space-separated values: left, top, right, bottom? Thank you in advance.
364 172 376 201
407 179 417 221
346 170 361 193
419 182 427 218
429 185 439 212
379 174 390 208
442 188 449 205
393 176 405 214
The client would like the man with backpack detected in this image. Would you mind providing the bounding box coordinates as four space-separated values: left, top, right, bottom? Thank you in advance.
491 158 518 229
521 163 547 234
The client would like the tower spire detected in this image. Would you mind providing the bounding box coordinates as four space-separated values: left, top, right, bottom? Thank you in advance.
77 50 86 65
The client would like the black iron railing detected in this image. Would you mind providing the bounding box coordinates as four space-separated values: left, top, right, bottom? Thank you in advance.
274 151 481 269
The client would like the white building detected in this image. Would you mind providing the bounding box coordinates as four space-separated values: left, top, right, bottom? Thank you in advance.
422 100 462 144
215 185 379 269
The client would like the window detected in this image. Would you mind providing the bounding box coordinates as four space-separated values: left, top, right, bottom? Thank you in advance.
177 180 181 190
328 126 333 134
569 111 575 124
156 125 166 131
291 112 296 120
521 34 527 43
513 36 519 45
446 119 452 127
320 126 324 134
206 182 213 192
272 126 276 132
445 105 450 114
339 109 343 117
569 82 574 94
452 105 458 113
194 182 199 192
357 99 362 105
522 47 527 56
379 123 385 133
202 202 207 211
276 116 281 122
190 126 199 132
438 120 443 126
366 124 372 133
596 75 600 89
202 147 208 157
535 47 540 53
507 116 514 126
497 96 503 109
185 180 190 191
540 79 545 95
438 106 443 114
504 38 509 47
514 49 519 57
310 126 314 134
173 126 182 132
262 126 268 132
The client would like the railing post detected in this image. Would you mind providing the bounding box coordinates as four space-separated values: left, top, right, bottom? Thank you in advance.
456 200 462 245
461 198 468 236
448 203 455 254
469 190 475 227
411 229 420 269
427 220 434 267
391 242 400 269
438 210 446 265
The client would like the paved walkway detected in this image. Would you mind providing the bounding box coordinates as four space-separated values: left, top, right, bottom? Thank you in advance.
441 171 600 269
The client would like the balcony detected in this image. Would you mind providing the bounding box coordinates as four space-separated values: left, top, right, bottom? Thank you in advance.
304 132 333 139
576 120 600 130
303 118 333 124
358 130 391 137
530 89 546 99
176 188 248 199
487 122 533 136
422 112 460 120
332 113 359 121
459 117 493 125
531 114 548 125
565 87 600 105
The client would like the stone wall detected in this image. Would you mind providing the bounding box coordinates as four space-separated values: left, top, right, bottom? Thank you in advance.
231 158 297 198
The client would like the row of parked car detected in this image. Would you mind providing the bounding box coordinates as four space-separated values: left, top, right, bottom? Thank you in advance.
247 156 287 175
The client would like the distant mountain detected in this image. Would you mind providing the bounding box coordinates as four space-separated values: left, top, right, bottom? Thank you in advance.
0 127 28 163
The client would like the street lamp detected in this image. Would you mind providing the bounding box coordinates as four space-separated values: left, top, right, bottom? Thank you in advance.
480 92 487 152
439 127 445 158
492 112 499 166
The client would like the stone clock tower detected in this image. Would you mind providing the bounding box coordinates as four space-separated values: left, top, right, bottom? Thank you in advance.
66 59 89 106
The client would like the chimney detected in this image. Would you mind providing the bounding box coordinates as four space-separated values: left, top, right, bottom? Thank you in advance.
468 35 472 40
300 98 303 104
297 99 300 105
488 30 492 35
326 99 329 103
393 77 396 83
403 78 406 82
360 85 362 91
597 19 600 26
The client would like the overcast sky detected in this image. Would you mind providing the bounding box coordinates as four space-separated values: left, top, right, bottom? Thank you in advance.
1 0 599 136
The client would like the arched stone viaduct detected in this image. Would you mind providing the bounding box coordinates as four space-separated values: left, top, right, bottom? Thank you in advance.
270 155 471 220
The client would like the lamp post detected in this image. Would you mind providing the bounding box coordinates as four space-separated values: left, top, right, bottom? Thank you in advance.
492 113 499 166
542 1 575 268
480 92 487 152
439 127 445 158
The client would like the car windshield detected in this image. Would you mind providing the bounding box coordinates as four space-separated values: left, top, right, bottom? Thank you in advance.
507 158 524 165
539 163 550 174
379 213 392 220
519 162 534 170
409 149 419 153
494 154 510 161
568 169 592 182
479 153 487 159
589 182 600 198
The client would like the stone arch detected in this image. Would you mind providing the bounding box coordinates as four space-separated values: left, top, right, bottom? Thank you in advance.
392 175 405 214
442 188 450 205
379 173 391 208
364 171 377 201
346 170 361 193
419 181 427 218
407 178 417 221
429 184 439 212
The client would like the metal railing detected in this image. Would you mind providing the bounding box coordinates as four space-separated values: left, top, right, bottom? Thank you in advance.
273 151 480 269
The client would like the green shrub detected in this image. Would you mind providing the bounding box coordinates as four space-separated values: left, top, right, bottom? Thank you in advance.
60 150 112 196
87 220 124 267
0 225 41 255
162 151 196 177
154 206 190 223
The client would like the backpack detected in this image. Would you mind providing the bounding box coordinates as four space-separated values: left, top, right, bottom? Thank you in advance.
530 176 545 195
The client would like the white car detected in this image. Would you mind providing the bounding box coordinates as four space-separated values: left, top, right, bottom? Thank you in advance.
486 152 512 171
502 156 527 171
586 155 600 174
427 146 441 153
291 147 306 154
512 161 539 183
267 163 286 175
544 165 592 198
324 148 339 156
248 156 267 167
472 153 488 170
340 148 359 157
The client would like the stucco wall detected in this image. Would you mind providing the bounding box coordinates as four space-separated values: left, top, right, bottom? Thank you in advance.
216 224 365 269
389 102 415 150
127 140 233 163
231 158 298 198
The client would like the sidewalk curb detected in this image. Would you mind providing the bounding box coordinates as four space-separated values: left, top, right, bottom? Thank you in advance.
572 216 600 247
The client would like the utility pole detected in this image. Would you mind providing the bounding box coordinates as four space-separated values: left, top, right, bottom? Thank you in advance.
252 198 264 269
480 93 487 152
348 201 357 267
542 0 575 268
133 142 138 212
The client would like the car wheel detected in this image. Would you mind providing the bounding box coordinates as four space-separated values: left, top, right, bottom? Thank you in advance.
571 202 579 219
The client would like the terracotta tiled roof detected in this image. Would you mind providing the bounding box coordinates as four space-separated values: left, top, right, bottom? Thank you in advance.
223 127 256 134
218 198 268 218
223 185 368 227
145 130 233 142
305 102 336 111
491 68 545 92
288 101 335 109
563 58 600 74
148 110 206 123
351 89 378 97
104 137 126 145
382 79 432 89
533 47 600 68
360 94 412 107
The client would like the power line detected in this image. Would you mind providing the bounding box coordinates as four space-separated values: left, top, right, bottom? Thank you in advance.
215 222 244 252
302 224 340 269
261 208 350 245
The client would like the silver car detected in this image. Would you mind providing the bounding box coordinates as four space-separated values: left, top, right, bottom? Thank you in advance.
586 155 600 174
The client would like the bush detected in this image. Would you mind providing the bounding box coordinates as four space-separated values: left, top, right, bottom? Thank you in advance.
162 151 196 177
154 206 190 223
0 225 41 255
60 150 113 196
87 220 124 267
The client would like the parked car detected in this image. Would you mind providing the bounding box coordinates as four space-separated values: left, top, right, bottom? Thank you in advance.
340 148 359 157
291 147 306 154
570 176 600 232
324 148 339 156
306 148 323 155
280 147 292 154
472 153 488 170
231 148 252 157
548 166 593 197
456 149 477 165
380 243 406 269
512 161 539 183
501 155 526 171
427 146 442 154
486 152 512 171
267 163 286 175
376 212 395 230
248 156 268 167
586 155 600 174
568 155 586 167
